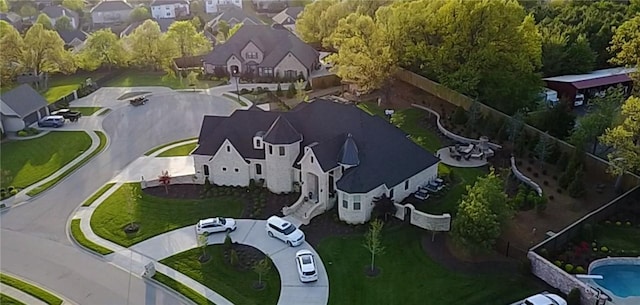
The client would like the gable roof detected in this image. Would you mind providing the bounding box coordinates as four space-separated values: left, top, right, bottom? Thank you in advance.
0 12 23 30
208 6 261 29
90 0 133 13
272 7 303 25
202 24 318 70
194 99 439 193
151 0 189 5
0 84 48 118
543 67 637 89
263 115 302 144
57 29 87 44
42 5 79 21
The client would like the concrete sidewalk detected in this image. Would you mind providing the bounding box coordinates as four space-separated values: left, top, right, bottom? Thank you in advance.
0 283 48 305
110 156 194 183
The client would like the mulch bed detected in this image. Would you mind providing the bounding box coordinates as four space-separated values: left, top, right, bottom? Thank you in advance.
222 243 266 271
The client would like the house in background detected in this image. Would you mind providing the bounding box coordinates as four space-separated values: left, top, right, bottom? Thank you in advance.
57 29 88 52
41 5 79 29
252 0 287 12
272 6 303 34
205 0 242 14
151 0 190 19
0 12 24 32
192 99 440 224
205 6 261 34
0 85 50 133
90 0 133 26
202 24 319 80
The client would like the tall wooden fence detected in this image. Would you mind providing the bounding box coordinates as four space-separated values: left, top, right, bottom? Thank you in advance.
395 68 640 191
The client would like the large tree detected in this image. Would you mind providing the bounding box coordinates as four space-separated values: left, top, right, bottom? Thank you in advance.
19 4 37 18
0 0 8 13
165 20 211 58
22 24 76 76
62 0 84 12
452 168 511 252
571 87 626 154
600 96 640 182
325 13 395 93
128 6 151 23
78 29 128 71
380 0 542 114
55 15 73 31
609 14 640 90
126 20 178 71
0 20 24 83
35 13 53 30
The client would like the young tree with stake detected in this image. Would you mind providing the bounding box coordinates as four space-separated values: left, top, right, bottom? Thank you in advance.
363 218 385 275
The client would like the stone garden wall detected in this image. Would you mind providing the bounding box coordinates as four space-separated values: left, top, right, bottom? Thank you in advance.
511 156 543 196
529 251 597 305
394 203 451 231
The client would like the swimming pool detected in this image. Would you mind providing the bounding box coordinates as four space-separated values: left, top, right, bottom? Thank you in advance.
591 264 640 298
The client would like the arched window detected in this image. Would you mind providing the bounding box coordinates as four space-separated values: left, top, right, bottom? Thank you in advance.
203 165 210 176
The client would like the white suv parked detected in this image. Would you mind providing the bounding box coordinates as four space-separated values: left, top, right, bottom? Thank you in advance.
266 216 305 247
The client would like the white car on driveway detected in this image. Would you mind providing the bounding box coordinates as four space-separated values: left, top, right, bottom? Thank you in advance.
295 249 318 283
195 217 236 235
266 216 305 247
516 293 567 305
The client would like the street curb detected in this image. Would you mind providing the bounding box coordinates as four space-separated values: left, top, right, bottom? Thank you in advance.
144 276 198 305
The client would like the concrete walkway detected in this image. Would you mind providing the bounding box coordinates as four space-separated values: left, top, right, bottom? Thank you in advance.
1 130 102 208
149 139 199 158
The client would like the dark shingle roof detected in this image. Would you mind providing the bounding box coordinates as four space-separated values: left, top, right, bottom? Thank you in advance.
0 84 48 118
202 24 318 70
273 6 303 25
0 12 23 30
194 99 439 193
263 116 302 144
91 0 133 12
57 30 87 44
210 6 261 28
42 5 79 21
151 0 189 5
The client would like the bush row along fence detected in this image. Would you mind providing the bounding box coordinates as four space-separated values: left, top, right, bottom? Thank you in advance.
48 70 126 111
395 68 640 191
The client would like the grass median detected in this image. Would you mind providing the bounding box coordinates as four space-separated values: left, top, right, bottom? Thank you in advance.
0 293 25 305
157 143 197 157
0 274 63 305
70 219 113 255
91 183 243 247
152 272 215 305
145 138 198 156
27 131 107 197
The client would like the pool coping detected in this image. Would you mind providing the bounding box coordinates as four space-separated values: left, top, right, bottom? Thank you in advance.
588 256 640 305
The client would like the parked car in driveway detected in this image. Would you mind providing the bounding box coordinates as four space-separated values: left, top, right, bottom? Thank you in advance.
295 249 318 283
38 115 65 128
51 109 81 121
266 216 305 247
195 217 236 235
514 293 567 305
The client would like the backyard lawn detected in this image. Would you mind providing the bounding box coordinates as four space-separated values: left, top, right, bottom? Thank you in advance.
90 183 244 247
161 245 280 305
594 223 640 253
319 225 542 305
43 73 105 103
1 131 91 189
157 142 198 157
103 72 226 89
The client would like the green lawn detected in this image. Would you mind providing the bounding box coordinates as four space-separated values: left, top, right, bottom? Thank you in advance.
417 165 487 215
0 274 63 305
43 73 105 103
160 245 280 305
70 219 113 255
157 143 198 157
69 107 102 116
81 183 115 207
595 224 640 252
319 225 541 305
145 138 198 156
1 131 91 190
26 131 107 197
0 293 25 305
153 273 215 305
104 72 225 89
91 183 244 247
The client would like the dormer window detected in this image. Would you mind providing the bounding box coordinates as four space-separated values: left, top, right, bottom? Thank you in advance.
253 137 263 149
246 52 258 59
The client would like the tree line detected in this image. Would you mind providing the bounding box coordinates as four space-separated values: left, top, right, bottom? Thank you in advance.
0 19 211 84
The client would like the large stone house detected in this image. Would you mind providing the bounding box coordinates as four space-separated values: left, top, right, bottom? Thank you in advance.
205 0 242 14
192 99 440 224
41 5 79 30
151 0 190 19
0 85 50 133
271 7 303 34
202 24 319 80
90 0 133 26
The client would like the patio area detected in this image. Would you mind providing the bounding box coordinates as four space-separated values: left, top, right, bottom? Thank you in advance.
437 146 489 168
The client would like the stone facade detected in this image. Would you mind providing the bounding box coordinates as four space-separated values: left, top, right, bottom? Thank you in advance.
394 203 451 231
274 52 309 79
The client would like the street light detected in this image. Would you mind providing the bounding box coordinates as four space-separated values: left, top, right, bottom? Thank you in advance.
232 66 240 103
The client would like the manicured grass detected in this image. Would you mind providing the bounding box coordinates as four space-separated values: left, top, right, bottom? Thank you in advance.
595 224 640 252
0 273 63 305
70 219 113 255
223 93 248 106
0 293 25 305
81 183 115 207
319 225 541 305
1 131 91 190
69 107 102 116
418 165 487 215
145 138 198 156
104 72 225 89
392 108 442 152
27 131 107 197
43 73 105 103
157 143 198 157
161 245 280 305
153 272 215 305
91 183 244 247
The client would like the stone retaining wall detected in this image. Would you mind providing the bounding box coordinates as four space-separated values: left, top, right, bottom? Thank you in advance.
394 203 451 231
529 251 597 305
510 156 543 196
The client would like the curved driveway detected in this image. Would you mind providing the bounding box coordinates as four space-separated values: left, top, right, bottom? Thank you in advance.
0 88 243 304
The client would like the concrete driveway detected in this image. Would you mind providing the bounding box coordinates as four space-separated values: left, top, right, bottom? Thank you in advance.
0 87 243 305
128 220 330 305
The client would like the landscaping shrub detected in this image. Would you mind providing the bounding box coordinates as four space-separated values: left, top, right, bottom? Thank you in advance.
276 83 283 97
535 196 547 214
538 248 549 258
304 81 312 91
554 260 562 267
568 167 585 198
600 246 608 253
567 288 581 305
17 130 28 137
286 83 296 98
9 188 17 195
452 106 468 125
548 195 554 201
564 264 574 273
224 233 233 250
240 88 250 94
575 266 585 274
